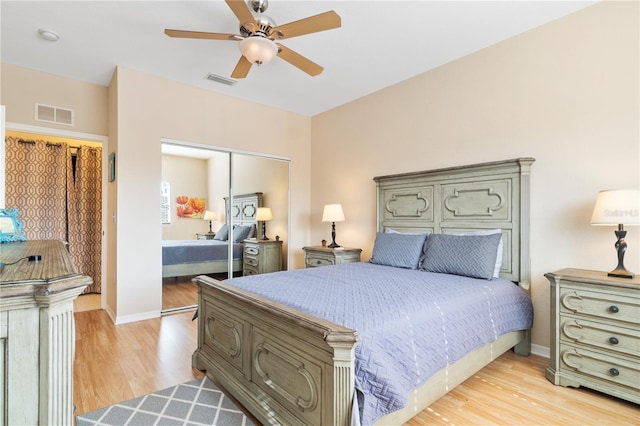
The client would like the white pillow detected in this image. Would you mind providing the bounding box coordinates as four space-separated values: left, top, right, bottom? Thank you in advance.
458 229 503 278
384 227 428 236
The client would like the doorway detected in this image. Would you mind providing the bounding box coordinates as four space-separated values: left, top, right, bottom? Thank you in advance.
3 123 108 309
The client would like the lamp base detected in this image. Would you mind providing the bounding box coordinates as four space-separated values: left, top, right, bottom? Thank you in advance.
259 222 269 240
328 221 340 248
608 268 634 279
610 227 633 279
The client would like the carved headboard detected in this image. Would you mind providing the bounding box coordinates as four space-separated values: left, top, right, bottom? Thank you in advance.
224 192 263 227
374 158 535 289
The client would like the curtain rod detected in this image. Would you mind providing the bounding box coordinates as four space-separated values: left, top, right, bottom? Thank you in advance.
17 139 99 151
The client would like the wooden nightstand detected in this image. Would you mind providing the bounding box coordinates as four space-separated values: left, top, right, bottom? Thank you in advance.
303 246 362 268
545 268 640 404
243 239 283 276
196 232 216 240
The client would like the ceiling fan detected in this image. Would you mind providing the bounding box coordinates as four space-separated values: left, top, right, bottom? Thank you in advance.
164 0 341 79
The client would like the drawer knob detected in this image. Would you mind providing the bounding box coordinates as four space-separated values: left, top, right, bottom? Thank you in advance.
609 368 620 377
609 337 619 345
608 305 619 314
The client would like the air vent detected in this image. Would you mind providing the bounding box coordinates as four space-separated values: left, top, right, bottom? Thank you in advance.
205 73 237 86
35 103 74 126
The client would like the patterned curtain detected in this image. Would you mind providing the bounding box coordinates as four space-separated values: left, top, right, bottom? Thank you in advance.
5 137 71 240
5 136 103 294
69 146 102 294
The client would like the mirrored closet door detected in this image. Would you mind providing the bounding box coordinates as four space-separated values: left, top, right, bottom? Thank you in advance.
160 142 289 313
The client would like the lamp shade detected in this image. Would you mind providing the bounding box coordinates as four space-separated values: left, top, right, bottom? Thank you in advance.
203 210 216 221
239 36 278 65
256 207 273 222
322 204 345 222
590 189 640 226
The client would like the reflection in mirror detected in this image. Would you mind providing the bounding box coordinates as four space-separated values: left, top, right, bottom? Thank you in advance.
231 152 289 273
161 144 230 314
160 142 289 314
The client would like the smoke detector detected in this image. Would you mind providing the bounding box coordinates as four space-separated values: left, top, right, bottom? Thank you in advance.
38 29 59 42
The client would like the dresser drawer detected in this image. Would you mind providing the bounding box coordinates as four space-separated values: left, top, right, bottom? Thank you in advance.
560 317 640 357
560 286 640 326
560 343 640 392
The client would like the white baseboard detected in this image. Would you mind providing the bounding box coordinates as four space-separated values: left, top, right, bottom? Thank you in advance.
114 310 161 325
104 304 117 324
531 343 550 359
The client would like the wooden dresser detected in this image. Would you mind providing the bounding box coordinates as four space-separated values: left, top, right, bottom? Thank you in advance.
545 268 639 404
303 246 362 268
243 239 283 276
0 240 91 425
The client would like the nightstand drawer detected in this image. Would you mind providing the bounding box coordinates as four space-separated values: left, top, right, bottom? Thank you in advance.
243 266 258 276
245 245 259 256
306 255 334 268
244 257 259 267
196 232 216 240
560 317 640 357
302 246 362 269
560 287 640 325
561 343 640 392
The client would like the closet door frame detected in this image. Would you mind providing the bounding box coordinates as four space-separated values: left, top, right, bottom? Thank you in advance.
160 138 291 279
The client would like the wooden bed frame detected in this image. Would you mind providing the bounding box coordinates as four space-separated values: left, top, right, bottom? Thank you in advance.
162 192 262 278
193 159 534 425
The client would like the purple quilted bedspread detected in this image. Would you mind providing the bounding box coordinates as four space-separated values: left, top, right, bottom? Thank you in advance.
161 240 242 265
225 262 533 425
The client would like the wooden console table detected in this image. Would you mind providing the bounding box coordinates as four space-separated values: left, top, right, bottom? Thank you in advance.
0 240 91 425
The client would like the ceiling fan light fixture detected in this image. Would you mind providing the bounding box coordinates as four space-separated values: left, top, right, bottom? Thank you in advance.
239 36 277 65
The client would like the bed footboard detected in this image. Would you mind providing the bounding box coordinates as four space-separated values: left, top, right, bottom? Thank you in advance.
192 275 361 426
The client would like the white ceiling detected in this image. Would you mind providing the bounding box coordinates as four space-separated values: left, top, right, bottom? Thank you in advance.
2 1 596 117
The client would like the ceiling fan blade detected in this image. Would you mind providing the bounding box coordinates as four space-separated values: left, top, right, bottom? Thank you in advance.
231 55 252 79
271 11 341 40
164 29 239 41
276 44 323 77
225 0 257 30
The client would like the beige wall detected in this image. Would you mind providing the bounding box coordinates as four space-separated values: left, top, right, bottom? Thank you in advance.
311 1 639 351
112 66 310 321
1 63 108 135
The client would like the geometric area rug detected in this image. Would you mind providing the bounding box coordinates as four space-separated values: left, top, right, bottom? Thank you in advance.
75 377 255 426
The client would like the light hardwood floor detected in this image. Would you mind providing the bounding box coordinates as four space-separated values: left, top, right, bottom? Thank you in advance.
73 310 639 425
162 276 198 311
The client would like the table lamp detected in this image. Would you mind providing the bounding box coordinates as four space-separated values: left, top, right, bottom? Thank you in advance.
203 210 216 234
322 204 345 248
590 189 639 278
256 207 273 240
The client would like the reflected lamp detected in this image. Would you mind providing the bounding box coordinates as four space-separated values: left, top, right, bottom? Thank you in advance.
203 210 216 234
256 207 273 240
